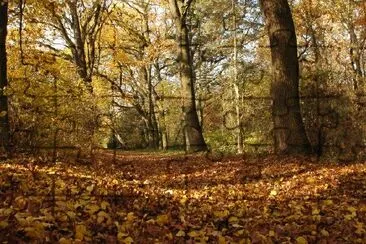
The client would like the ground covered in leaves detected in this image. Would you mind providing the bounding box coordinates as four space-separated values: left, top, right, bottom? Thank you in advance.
0 152 365 243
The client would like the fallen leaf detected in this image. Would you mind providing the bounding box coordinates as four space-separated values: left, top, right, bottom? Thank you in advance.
296 236 308 244
75 224 87 240
156 214 169 226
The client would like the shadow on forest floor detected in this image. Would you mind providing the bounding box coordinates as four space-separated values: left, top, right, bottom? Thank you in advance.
0 153 365 243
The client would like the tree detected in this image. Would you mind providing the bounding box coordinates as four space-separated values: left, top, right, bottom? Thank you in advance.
259 0 311 154
331 0 366 91
29 0 110 92
0 1 9 152
98 0 163 149
168 0 207 152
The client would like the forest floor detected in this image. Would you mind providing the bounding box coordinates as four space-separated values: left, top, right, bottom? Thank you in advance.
0 152 365 243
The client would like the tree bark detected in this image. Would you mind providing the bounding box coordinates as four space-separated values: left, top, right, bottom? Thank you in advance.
232 0 244 154
260 0 311 154
0 2 10 152
348 22 364 91
169 0 207 152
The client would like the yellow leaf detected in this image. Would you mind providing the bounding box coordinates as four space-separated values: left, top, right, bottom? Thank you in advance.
218 235 226 244
306 177 315 183
117 232 129 240
156 214 169 226
66 211 76 220
296 236 308 244
234 229 244 237
86 184 94 192
24 226 43 239
98 211 109 218
228 216 239 224
239 238 251 244
323 199 333 206
59 237 72 244
166 232 173 240
269 230 275 237
180 196 187 205
0 221 8 228
123 236 134 244
14 196 27 210
0 208 13 217
146 218 155 224
354 221 365 235
270 190 277 196
345 214 355 221
188 230 199 237
176 230 186 237
97 216 104 224
126 212 135 222
101 201 109 210
75 224 87 240
321 229 329 237
348 207 357 214
213 210 229 219
86 204 100 215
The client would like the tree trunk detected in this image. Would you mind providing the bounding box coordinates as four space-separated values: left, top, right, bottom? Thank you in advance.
232 0 244 154
155 64 169 150
349 23 364 91
260 0 311 154
67 0 92 89
169 0 207 152
145 65 160 149
0 2 10 152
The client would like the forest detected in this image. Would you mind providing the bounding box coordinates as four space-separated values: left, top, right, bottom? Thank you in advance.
0 0 366 242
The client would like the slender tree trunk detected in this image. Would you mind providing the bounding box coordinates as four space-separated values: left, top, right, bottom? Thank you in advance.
308 24 324 157
0 2 10 152
169 0 207 152
140 7 159 149
232 0 244 154
145 66 159 149
260 0 311 154
155 64 168 150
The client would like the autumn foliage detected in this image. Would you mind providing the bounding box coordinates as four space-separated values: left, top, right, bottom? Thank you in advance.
0 154 365 242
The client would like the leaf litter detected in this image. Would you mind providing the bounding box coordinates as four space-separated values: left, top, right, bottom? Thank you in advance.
0 154 365 243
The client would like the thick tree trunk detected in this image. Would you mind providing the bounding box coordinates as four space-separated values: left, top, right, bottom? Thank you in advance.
169 0 207 152
0 2 10 152
260 0 311 154
67 0 92 88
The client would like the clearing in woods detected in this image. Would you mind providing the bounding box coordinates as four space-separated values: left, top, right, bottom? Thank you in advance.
0 153 365 242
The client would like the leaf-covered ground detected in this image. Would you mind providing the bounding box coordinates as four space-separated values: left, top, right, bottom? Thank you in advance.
0 153 365 243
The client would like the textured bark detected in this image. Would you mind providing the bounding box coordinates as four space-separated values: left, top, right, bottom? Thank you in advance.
349 23 364 91
49 0 106 91
169 0 207 152
0 2 9 151
144 66 159 149
260 0 311 154
67 0 90 84
232 0 244 154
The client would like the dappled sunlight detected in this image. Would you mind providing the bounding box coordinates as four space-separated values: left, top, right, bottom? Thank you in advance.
1 154 365 242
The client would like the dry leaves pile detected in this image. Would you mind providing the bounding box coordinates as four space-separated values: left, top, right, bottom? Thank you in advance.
0 153 365 243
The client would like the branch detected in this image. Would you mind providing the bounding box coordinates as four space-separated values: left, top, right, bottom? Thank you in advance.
181 0 194 20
